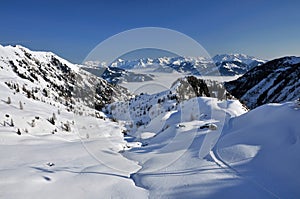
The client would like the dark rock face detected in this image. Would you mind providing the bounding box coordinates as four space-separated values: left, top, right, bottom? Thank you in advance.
225 56 300 109
172 76 210 102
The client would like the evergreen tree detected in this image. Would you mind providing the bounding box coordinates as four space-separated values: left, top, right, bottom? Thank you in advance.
10 118 14 127
7 97 11 104
19 101 23 110
52 113 57 120
31 119 36 127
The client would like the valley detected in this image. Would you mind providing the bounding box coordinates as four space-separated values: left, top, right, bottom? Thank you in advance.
0 44 299 198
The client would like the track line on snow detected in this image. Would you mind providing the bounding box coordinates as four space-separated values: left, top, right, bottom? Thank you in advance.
210 150 280 199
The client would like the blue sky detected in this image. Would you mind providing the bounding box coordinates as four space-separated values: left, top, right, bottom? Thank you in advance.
1 0 300 63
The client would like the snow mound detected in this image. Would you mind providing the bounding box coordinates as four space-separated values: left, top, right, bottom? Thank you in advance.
217 102 300 198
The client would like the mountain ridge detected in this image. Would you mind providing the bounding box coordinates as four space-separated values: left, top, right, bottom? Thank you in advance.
83 54 266 83
225 56 300 108
0 44 131 114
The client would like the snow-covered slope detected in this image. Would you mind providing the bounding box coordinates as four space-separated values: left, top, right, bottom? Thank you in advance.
225 56 300 108
122 97 249 198
0 45 148 198
216 101 300 198
120 98 300 198
1 44 299 198
104 75 234 132
0 87 148 199
0 44 131 112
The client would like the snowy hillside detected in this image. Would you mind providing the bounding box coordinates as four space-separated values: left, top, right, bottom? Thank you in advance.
0 44 131 112
1 44 299 198
225 56 300 108
216 101 300 198
0 79 148 198
104 75 235 132
0 45 148 198
123 99 300 198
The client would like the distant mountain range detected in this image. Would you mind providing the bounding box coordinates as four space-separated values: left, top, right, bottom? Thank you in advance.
83 54 266 83
213 54 265 76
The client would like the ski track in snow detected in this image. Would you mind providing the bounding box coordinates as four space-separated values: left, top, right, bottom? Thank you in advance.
1 44 299 198
210 150 280 199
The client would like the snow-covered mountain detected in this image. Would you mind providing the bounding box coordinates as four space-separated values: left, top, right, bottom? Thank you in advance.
1 44 300 199
213 53 265 66
105 79 300 198
0 44 149 198
100 56 216 76
84 54 265 80
213 54 265 76
225 56 300 109
0 45 131 112
104 75 235 132
82 64 154 84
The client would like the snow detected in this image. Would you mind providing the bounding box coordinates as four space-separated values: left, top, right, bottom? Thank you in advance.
284 56 300 64
217 102 300 198
0 82 148 198
213 53 266 65
120 100 299 198
120 68 184 93
84 54 262 84
118 67 240 94
0 45 148 198
1 44 299 198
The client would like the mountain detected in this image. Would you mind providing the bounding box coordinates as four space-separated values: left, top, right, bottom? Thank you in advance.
0 44 131 112
81 64 154 84
104 75 234 130
213 54 266 76
105 76 300 198
213 53 265 66
0 45 148 199
106 57 216 75
84 54 265 82
1 44 300 198
225 56 300 109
